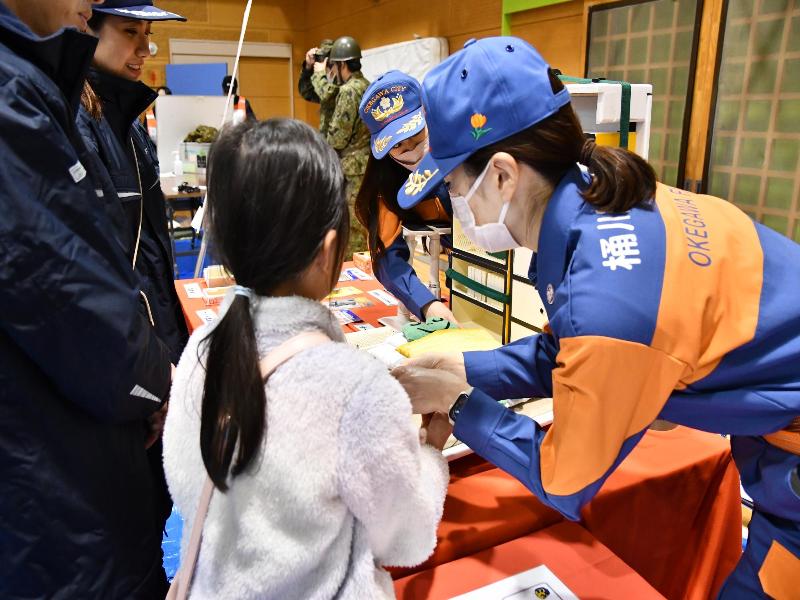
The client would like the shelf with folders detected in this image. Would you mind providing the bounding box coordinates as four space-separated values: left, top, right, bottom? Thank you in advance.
446 218 511 343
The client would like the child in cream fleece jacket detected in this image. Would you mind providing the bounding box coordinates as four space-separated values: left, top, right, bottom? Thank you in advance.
162 118 449 600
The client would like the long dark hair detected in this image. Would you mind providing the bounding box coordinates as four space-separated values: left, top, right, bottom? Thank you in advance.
354 155 422 268
80 12 109 121
463 70 656 213
201 119 349 491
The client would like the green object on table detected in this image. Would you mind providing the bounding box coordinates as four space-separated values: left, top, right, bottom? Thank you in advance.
402 317 457 342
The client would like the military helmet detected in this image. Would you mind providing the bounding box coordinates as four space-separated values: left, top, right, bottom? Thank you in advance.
330 36 362 62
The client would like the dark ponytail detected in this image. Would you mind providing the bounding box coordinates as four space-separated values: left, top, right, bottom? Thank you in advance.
200 119 349 491
463 70 656 213
200 294 263 491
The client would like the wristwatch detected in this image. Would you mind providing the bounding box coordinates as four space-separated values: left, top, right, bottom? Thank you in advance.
448 391 471 426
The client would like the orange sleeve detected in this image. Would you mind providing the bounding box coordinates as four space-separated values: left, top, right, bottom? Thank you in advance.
540 336 687 496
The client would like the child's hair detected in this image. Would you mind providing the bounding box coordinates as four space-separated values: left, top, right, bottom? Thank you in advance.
200 119 349 491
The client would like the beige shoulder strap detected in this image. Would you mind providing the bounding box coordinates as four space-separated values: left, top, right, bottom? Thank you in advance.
165 330 332 600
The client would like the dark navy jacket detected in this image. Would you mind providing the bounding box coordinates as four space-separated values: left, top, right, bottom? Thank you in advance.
77 69 189 363
0 5 171 598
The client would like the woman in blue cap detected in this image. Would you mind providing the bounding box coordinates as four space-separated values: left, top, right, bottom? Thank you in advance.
354 70 456 323
77 1 187 593
393 36 800 598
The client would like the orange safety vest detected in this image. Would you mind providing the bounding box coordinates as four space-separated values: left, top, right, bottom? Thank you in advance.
145 109 157 143
233 96 248 124
376 195 449 250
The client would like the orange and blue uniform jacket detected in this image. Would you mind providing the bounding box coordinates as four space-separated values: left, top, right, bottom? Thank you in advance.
373 182 451 319
456 167 800 532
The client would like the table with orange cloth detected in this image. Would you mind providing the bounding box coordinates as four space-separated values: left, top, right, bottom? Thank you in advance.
174 264 401 333
175 274 742 599
394 521 665 599
394 426 741 600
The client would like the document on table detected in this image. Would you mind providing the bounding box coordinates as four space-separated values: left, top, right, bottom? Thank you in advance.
449 565 577 600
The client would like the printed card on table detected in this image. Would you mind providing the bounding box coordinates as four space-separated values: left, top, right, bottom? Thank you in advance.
332 309 362 324
183 282 203 298
326 286 362 300
368 289 399 306
449 565 577 600
195 309 218 324
344 267 372 280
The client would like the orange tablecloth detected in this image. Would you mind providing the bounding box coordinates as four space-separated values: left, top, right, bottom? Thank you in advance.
393 427 741 600
394 521 665 599
175 264 399 333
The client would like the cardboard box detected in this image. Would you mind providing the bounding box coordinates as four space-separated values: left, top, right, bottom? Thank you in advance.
353 251 373 275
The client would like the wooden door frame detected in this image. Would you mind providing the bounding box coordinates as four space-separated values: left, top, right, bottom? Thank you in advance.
169 39 295 117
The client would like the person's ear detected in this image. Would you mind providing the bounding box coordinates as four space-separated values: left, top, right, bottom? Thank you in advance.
489 152 519 204
315 229 340 294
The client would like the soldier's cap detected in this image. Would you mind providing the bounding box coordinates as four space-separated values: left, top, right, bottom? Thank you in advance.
397 36 570 209
93 0 186 21
316 39 334 57
359 71 426 160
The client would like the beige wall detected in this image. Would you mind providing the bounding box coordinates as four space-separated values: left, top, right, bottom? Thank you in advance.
137 0 610 125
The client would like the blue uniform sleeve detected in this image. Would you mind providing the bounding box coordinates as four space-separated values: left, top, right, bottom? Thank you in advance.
374 234 436 320
463 332 558 400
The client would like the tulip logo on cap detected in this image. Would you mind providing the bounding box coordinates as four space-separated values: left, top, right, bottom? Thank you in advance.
470 113 491 140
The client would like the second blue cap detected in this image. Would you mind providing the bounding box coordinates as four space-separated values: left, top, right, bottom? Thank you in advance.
360 70 426 160
397 36 571 208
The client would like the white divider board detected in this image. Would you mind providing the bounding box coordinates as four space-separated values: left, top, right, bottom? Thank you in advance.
361 37 449 83
155 95 234 175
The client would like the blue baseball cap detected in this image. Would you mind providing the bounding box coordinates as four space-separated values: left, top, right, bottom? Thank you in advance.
397 36 571 209
93 0 186 21
359 70 426 160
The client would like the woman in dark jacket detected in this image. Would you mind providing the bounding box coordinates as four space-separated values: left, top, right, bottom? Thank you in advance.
76 1 189 591
0 0 175 598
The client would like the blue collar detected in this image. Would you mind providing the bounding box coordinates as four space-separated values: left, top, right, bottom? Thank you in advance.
529 166 590 312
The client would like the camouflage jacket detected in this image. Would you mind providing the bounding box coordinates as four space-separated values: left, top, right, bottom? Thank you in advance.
326 71 370 173
308 70 340 137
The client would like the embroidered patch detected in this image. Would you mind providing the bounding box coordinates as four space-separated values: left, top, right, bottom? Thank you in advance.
371 94 404 121
68 161 86 183
374 135 392 154
396 112 423 135
404 168 440 197
470 113 492 140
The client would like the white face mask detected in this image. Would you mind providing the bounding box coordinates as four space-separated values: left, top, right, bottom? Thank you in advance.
390 136 428 172
449 162 521 253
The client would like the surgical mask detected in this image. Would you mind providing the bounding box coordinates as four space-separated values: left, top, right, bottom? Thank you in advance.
390 136 428 172
450 162 521 253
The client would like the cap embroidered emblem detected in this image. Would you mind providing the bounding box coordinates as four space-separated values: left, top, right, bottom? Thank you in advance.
374 134 392 154
470 113 492 140
371 94 405 121
395 112 423 134
404 168 440 197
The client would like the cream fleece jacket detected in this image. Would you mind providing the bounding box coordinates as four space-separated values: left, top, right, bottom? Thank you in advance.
163 294 449 599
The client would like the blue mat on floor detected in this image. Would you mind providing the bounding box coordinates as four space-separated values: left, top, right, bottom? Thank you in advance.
163 509 184 580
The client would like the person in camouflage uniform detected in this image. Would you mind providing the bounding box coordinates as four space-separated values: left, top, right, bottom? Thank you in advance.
298 39 340 138
325 36 371 255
